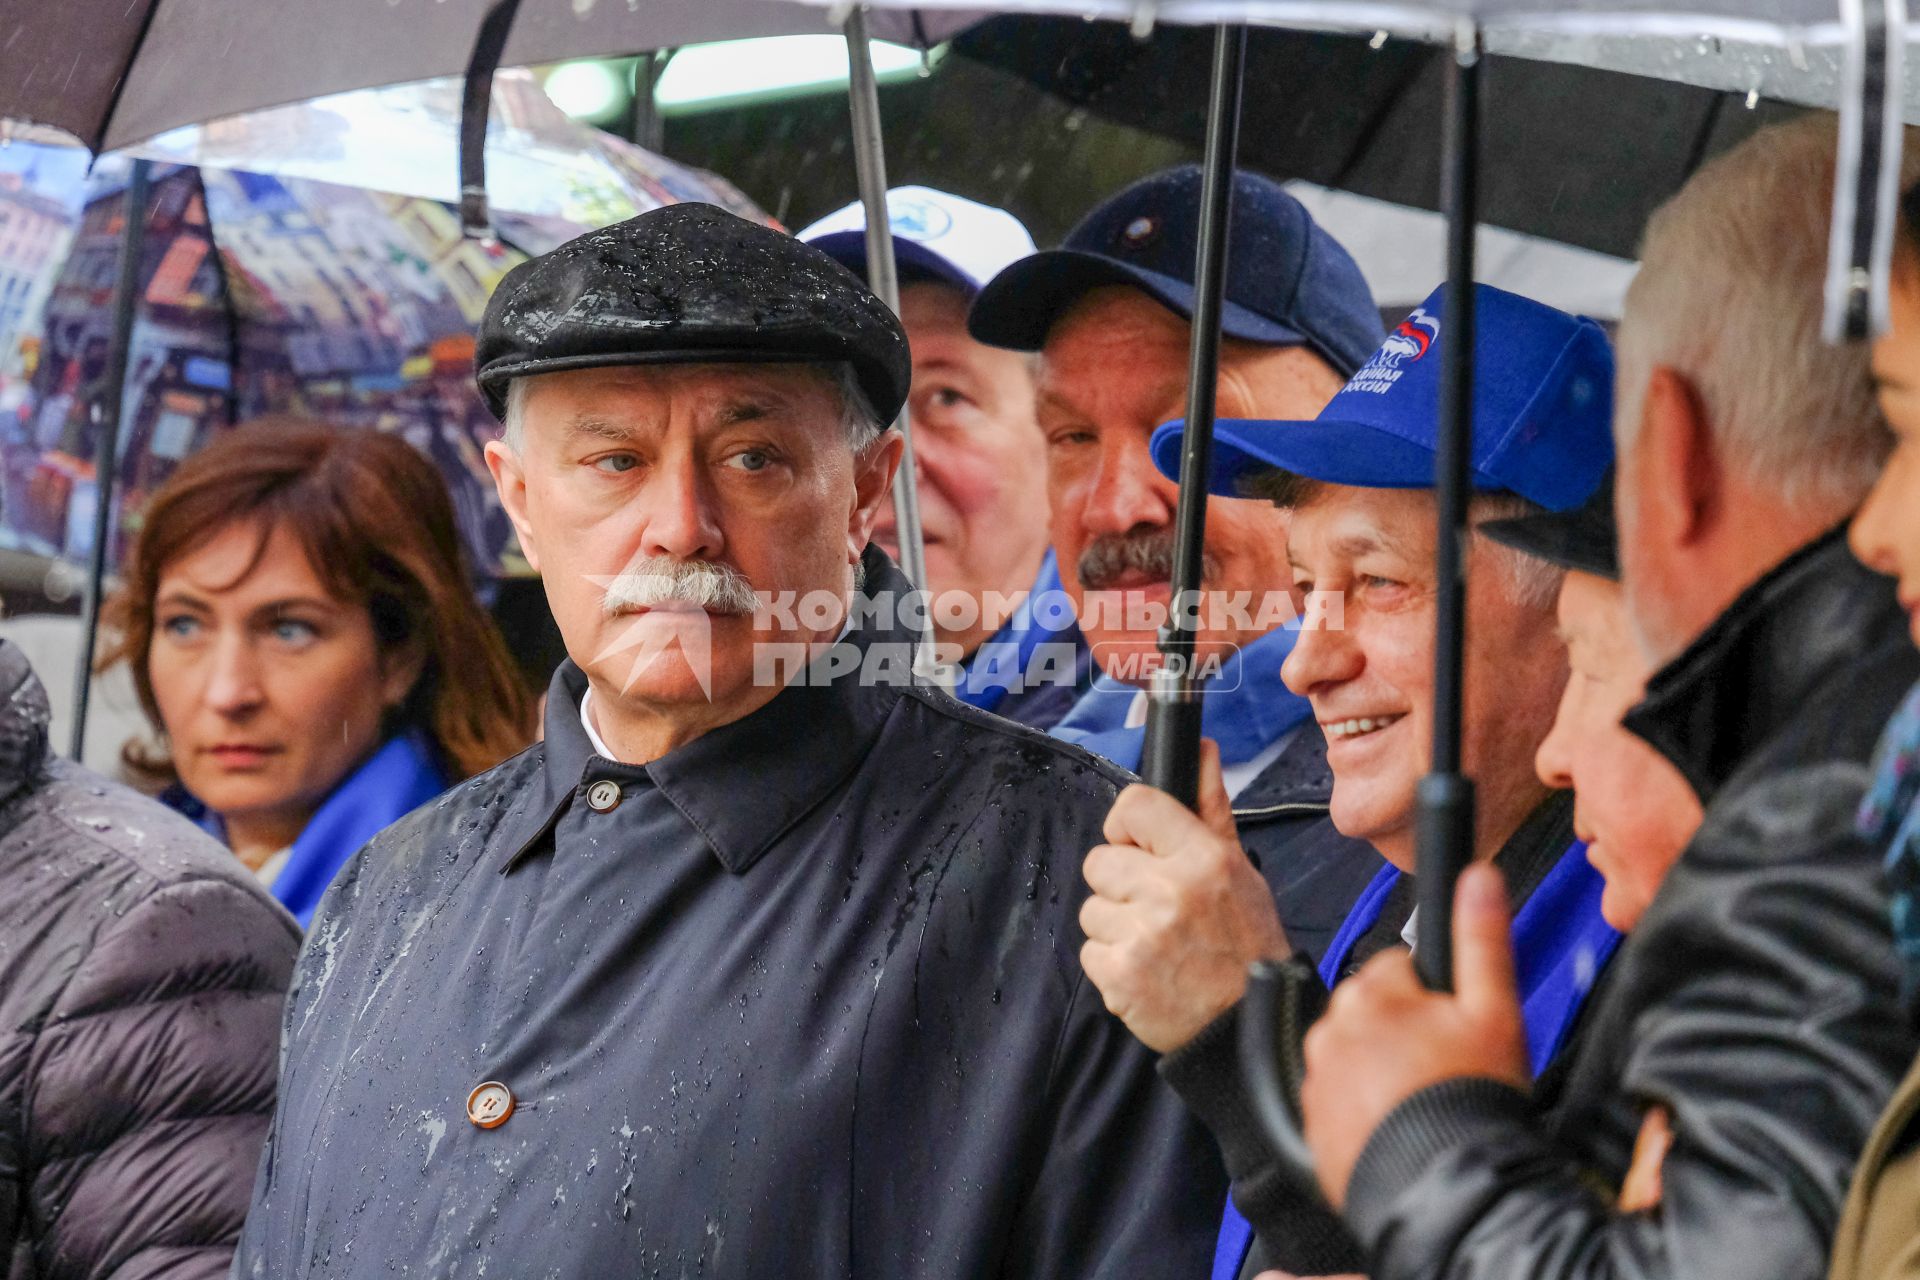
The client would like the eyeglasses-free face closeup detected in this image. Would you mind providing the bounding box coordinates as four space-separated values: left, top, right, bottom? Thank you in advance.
147 519 423 866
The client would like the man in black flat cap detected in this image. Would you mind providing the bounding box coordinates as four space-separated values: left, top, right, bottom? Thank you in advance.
233 203 1226 1279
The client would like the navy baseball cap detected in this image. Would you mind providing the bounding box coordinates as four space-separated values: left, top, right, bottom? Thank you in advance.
1148 283 1613 512
966 165 1384 377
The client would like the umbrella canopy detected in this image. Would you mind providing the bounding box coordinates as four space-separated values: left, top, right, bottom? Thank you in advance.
0 129 765 582
952 17 1801 260
129 70 769 228
0 0 979 153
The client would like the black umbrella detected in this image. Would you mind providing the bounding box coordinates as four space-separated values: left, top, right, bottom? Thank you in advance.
951 17 1798 260
0 0 972 153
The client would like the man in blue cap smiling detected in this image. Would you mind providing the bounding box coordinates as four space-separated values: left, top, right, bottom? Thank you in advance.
1078 282 1620 1279
970 163 1390 971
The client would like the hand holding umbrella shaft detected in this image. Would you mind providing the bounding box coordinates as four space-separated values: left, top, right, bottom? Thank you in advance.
1080 741 1291 1053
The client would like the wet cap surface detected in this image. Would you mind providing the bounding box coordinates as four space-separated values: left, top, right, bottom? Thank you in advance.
474 203 912 423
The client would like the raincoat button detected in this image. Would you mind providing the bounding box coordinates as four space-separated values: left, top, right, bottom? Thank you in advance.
586 780 622 813
467 1081 514 1129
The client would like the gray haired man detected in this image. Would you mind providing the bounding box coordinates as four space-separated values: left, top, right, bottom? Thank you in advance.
234 203 1227 1279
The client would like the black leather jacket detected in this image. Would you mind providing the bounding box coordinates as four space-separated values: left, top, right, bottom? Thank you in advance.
1343 530 1920 1280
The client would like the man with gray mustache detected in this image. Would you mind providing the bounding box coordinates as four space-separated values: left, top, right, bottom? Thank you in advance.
970 166 1390 969
233 204 1227 1278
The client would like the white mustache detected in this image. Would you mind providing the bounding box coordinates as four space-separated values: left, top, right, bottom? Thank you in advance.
599 559 759 617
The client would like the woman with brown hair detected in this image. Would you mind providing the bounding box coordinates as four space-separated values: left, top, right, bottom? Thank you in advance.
104 418 534 926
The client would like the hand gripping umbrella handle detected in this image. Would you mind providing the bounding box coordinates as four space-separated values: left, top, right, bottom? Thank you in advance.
1239 957 1320 1185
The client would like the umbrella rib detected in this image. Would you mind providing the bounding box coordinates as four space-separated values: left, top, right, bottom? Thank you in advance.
194 174 245 426
1679 92 1729 183
94 0 167 154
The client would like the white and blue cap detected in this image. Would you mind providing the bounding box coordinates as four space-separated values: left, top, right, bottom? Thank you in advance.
797 186 1038 296
1148 283 1614 513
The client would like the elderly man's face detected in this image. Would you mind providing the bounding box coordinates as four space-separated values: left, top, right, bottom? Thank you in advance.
1534 571 1702 931
1037 287 1347 684
1280 485 1567 871
487 364 897 714
877 281 1049 657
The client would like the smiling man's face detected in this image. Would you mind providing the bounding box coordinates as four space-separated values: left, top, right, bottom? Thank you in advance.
1280 484 1568 870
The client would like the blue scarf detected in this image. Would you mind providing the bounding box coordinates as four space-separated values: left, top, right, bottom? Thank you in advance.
1860 682 1920 1007
1210 839 1622 1280
953 549 1081 714
1049 624 1311 771
177 729 451 928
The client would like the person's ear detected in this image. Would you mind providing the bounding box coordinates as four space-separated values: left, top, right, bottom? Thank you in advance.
379 635 429 712
485 437 541 575
1637 366 1720 552
848 430 905 562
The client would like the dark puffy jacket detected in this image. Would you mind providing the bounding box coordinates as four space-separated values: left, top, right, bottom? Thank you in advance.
0 642 298 1279
1342 530 1920 1280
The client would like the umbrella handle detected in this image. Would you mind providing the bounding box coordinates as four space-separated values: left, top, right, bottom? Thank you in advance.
1825 0 1905 341
1239 958 1321 1186
459 0 525 242
1139 669 1202 806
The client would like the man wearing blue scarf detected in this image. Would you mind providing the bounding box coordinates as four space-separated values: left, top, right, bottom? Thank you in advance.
1080 284 1621 1279
970 166 1393 964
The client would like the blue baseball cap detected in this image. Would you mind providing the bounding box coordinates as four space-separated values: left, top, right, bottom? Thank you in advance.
966 165 1384 377
1148 283 1613 512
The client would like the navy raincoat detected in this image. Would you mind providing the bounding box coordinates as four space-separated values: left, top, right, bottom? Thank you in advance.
235 550 1225 1278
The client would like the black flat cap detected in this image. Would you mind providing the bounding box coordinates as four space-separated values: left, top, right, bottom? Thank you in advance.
1481 467 1618 580
475 203 911 424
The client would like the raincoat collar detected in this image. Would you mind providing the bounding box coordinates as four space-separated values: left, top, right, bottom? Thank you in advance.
1229 718 1337 814
502 547 909 877
1626 527 1889 805
0 640 50 807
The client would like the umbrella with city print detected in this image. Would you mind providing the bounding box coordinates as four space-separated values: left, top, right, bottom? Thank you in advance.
0 73 769 595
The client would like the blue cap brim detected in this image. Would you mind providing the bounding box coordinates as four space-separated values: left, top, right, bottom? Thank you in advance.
1150 416 1505 497
807 231 978 294
967 249 1322 356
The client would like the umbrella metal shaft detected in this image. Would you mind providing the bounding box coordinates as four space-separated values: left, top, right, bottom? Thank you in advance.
73 158 153 762
1415 24 1482 994
844 5 928 595
1139 24 1247 808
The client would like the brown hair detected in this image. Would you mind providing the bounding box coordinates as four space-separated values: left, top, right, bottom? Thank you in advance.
102 418 534 782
